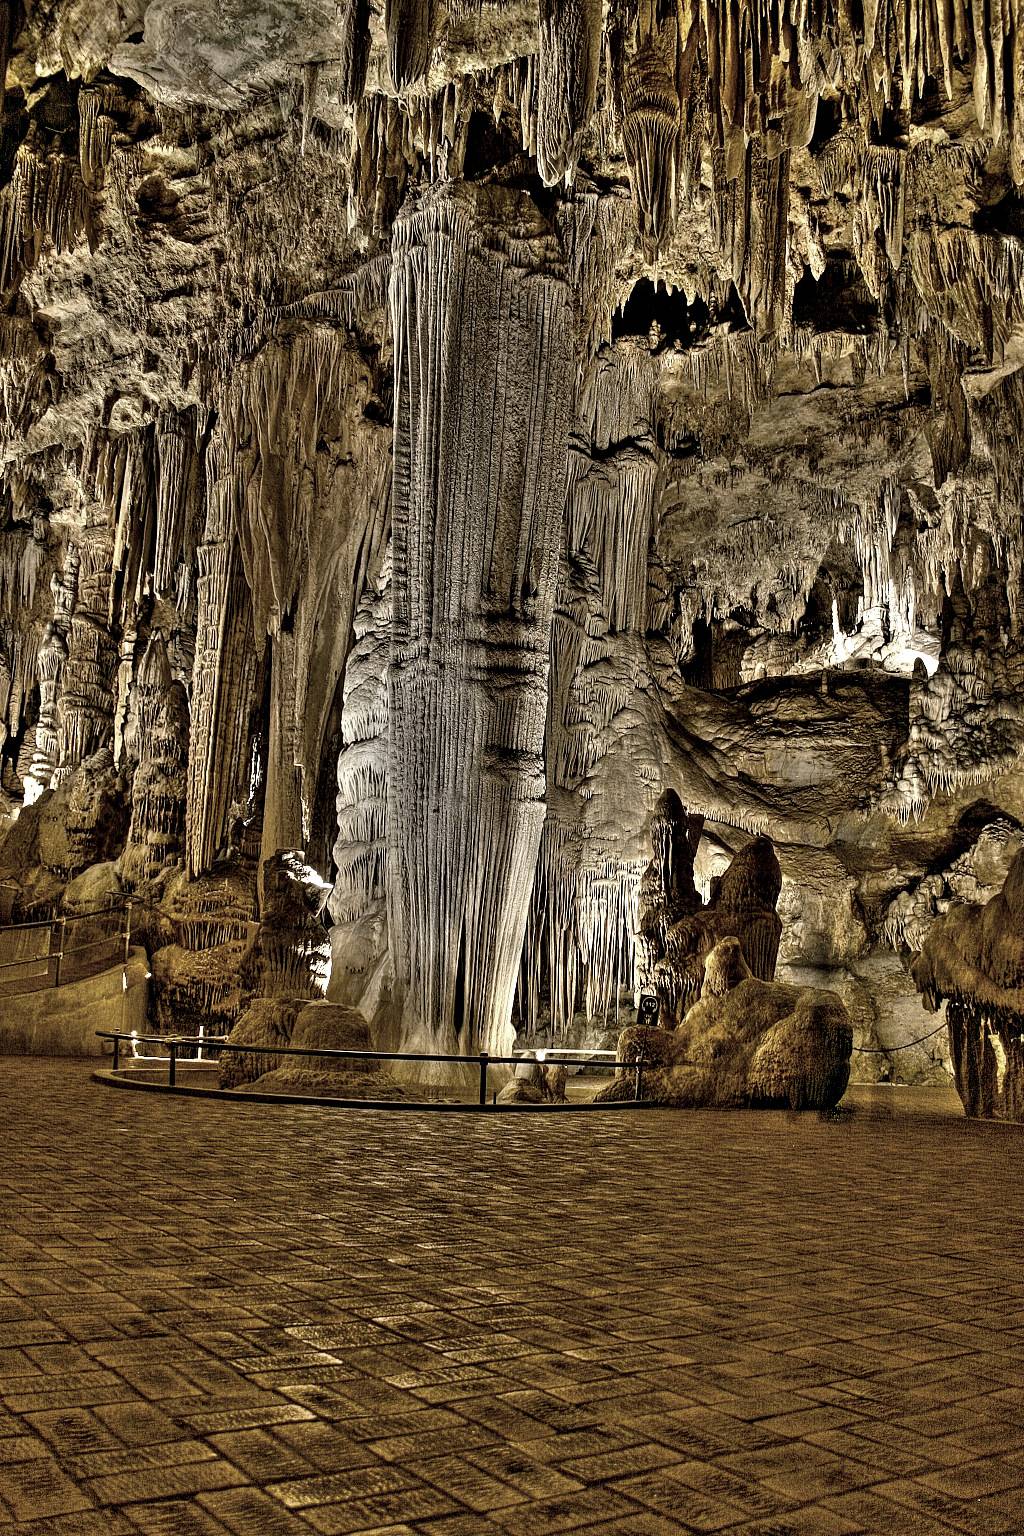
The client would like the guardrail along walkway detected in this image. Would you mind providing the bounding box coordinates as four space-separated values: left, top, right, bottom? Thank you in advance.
95 1030 651 1111
0 903 131 998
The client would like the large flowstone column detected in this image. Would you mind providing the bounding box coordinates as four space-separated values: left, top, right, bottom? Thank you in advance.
388 182 574 1059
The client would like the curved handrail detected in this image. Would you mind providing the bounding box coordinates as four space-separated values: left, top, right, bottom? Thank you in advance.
95 1030 650 1105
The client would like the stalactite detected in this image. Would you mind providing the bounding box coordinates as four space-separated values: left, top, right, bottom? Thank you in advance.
713 141 791 337
185 462 261 878
619 30 680 256
77 89 116 193
536 0 602 186
337 0 372 104
216 329 391 867
0 143 89 293
386 0 438 91
54 543 116 781
153 411 200 599
330 544 392 1011
120 663 190 890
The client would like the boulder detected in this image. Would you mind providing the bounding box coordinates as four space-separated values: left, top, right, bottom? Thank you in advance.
496 1056 568 1104
219 998 301 1089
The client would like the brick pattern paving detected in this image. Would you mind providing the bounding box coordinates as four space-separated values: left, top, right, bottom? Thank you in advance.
0 1062 1021 1535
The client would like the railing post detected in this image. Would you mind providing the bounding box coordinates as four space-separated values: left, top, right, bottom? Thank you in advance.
478 1052 488 1108
112 1036 120 1072
52 915 66 989
634 1048 645 1103
169 1040 177 1088
123 899 132 967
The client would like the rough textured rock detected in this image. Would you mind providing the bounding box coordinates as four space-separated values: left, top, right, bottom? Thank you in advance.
147 864 257 1036
495 1055 568 1105
243 1000 404 1099
598 937 853 1109
218 997 300 1090
0 2 1022 1080
913 849 1024 1119
637 790 784 1021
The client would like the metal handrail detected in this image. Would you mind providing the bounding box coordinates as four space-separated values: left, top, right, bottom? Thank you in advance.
0 904 132 987
0 901 128 932
95 1030 649 1104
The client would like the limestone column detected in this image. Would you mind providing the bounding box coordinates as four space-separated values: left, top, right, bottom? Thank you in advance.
387 181 574 1059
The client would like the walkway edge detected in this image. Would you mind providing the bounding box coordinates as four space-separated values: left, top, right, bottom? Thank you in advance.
91 1070 659 1113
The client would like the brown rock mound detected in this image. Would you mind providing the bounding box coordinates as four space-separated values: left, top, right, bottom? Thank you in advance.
242 1001 404 1101
597 937 852 1109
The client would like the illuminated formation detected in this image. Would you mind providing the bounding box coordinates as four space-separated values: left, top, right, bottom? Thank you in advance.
0 3 1023 1110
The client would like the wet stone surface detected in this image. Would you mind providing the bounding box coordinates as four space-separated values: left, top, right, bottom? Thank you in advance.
0 1061 1020 1534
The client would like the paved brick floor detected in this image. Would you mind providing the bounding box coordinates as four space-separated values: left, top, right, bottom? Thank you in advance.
0 1062 1022 1536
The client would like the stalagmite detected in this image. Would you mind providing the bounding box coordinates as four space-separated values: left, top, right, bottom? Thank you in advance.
913 850 1024 1120
598 936 853 1109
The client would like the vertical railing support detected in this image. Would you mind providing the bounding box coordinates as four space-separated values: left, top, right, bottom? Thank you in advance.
169 1040 177 1088
52 916 66 987
478 1052 489 1107
123 899 132 967
112 1035 120 1072
634 1048 645 1103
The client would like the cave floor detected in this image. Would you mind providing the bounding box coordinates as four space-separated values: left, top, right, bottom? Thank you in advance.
0 1062 1021 1536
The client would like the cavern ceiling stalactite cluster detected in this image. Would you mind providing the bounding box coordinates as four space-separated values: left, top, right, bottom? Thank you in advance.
0 0 1023 1109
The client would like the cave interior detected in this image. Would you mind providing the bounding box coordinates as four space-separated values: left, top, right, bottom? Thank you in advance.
1 0 1024 1116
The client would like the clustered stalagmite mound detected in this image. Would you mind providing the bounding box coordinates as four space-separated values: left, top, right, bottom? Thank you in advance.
599 934 854 1110
637 788 783 1019
0 3 1022 1087
600 806 853 1109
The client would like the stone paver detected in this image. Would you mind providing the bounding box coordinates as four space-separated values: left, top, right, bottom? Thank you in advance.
0 1061 1021 1534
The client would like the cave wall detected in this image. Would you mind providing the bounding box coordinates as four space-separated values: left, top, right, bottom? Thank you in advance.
1 0 1023 1068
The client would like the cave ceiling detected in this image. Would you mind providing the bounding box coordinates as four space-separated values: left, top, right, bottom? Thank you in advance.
0 0 1022 1060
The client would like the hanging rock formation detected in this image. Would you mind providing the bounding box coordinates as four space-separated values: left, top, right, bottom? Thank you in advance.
913 849 1024 1119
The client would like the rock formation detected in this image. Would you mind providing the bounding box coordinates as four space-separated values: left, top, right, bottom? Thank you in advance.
599 936 854 1109
496 1054 569 1105
238 1000 405 1101
0 3 1022 1084
218 849 331 1084
637 790 784 1021
913 849 1024 1119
